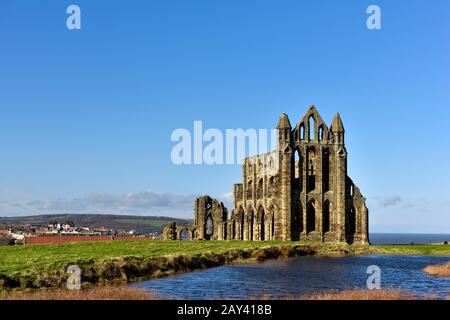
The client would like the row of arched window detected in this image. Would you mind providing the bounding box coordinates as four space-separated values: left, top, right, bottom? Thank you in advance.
230 206 275 241
295 116 327 142
293 147 330 193
248 157 275 173
295 201 356 243
246 176 276 199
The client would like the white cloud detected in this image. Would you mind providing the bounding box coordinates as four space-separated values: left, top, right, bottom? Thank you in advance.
374 195 402 208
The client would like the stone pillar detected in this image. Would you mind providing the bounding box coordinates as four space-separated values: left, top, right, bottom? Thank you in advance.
361 203 369 244
302 147 308 238
243 212 249 240
335 147 347 243
317 147 323 239
280 148 293 241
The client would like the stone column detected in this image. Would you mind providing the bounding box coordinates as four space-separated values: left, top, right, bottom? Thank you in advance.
335 147 347 243
361 203 369 244
280 148 293 240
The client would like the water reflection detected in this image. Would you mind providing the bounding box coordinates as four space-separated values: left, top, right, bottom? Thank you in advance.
131 255 450 300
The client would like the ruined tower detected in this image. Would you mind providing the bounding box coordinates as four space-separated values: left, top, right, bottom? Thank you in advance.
192 106 369 244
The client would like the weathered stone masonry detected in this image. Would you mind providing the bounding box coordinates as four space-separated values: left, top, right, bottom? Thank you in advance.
188 106 369 244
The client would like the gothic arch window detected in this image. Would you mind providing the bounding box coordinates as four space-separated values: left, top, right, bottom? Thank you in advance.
322 148 330 192
257 179 264 199
268 176 275 196
308 115 315 140
238 206 244 240
350 184 354 197
307 201 316 233
205 215 214 240
307 149 315 192
318 125 324 141
247 208 255 241
300 123 305 140
294 149 302 182
247 180 253 199
346 206 356 244
232 220 236 240
180 228 190 240
323 201 330 234
258 206 265 240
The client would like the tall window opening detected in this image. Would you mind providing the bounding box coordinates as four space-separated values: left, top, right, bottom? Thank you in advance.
205 215 213 240
307 201 316 233
307 149 315 192
323 201 330 234
322 149 330 192
300 124 305 140
308 116 315 140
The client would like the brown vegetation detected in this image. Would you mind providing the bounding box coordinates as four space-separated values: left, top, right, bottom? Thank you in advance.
259 289 417 300
298 289 417 300
422 261 450 277
0 286 160 300
2 287 420 301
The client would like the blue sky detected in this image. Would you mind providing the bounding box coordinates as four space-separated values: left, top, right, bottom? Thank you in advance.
0 0 449 233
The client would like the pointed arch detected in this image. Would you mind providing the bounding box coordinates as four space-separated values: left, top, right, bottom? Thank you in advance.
268 176 275 196
291 200 303 241
294 149 302 190
346 206 356 244
308 115 315 140
297 107 330 143
245 205 255 241
257 205 265 241
267 203 278 240
204 214 214 240
307 200 316 234
237 206 244 240
300 123 305 140
307 147 316 192
322 148 330 192
323 200 330 234
256 178 264 199
246 180 253 199
318 125 324 141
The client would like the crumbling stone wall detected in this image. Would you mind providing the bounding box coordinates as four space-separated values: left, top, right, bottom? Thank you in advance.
161 222 194 240
162 222 177 240
192 195 228 240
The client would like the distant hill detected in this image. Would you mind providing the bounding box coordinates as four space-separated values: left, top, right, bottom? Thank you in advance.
0 214 192 234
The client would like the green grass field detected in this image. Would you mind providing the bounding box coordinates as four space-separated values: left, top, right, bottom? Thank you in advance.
0 241 288 277
0 241 449 290
0 240 449 278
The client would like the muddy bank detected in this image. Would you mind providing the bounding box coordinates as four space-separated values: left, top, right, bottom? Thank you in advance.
0 244 368 291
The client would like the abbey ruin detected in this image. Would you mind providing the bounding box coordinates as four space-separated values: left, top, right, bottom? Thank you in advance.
166 106 369 244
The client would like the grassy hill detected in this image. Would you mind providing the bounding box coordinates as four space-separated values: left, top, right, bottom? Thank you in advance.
0 214 192 234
